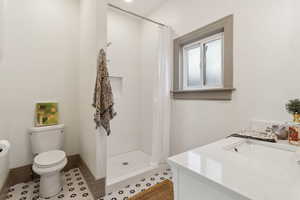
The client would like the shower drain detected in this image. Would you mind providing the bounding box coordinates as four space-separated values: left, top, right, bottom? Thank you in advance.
122 162 129 166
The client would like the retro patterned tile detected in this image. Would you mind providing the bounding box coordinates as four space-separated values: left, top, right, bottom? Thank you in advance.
6 168 93 200
99 167 172 200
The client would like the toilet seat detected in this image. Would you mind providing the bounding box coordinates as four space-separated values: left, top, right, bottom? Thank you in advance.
34 150 66 169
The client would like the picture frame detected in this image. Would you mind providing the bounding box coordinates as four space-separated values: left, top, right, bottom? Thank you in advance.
35 102 59 127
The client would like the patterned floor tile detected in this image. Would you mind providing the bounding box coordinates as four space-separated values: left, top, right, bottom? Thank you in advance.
6 168 93 200
99 167 172 200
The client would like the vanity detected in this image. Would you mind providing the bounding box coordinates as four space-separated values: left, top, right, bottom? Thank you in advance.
168 137 300 200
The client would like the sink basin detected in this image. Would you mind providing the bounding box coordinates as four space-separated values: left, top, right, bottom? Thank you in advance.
224 140 297 168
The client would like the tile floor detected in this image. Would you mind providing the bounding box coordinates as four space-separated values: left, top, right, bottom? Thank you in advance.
6 168 93 200
5 166 172 200
100 167 172 200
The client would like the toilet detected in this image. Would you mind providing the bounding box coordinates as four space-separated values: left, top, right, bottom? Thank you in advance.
28 124 67 198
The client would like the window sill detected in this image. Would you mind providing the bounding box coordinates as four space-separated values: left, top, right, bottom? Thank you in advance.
171 88 235 100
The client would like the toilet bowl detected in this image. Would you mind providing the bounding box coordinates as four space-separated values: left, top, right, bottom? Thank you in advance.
28 124 67 198
32 150 67 198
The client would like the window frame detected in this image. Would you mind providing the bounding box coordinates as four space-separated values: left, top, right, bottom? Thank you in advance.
173 15 235 100
182 41 202 90
182 32 224 90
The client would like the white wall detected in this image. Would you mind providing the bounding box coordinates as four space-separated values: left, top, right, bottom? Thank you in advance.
0 2 6 188
107 9 143 157
0 0 5 141
0 0 108 179
0 0 80 168
148 0 300 155
79 0 107 179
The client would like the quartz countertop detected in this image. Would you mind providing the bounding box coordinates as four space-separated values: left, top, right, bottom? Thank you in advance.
168 137 300 200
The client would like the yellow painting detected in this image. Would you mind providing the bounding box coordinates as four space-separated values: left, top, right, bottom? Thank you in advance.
35 103 59 127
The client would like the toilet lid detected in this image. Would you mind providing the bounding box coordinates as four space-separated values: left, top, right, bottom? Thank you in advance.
34 150 66 168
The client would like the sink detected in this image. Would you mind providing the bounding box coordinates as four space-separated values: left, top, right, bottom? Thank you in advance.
224 140 297 167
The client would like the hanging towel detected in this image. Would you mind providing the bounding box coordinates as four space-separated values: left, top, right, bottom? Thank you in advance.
92 49 116 135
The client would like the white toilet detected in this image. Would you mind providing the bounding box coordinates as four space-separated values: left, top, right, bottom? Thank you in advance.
28 124 67 198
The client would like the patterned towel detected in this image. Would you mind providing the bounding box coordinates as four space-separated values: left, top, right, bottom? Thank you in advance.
92 49 116 135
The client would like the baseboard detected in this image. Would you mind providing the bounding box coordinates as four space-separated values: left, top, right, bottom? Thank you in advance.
77 156 106 199
7 164 33 186
0 154 106 199
0 175 9 200
4 154 82 187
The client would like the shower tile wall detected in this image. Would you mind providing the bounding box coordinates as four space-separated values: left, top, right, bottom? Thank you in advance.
107 9 146 157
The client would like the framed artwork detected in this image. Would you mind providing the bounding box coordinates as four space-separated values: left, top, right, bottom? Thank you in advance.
35 102 59 127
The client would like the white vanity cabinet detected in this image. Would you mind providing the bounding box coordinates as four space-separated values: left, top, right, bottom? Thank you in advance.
167 138 300 200
168 158 249 200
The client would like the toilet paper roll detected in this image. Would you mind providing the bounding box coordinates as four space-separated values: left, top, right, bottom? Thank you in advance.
0 140 10 156
295 149 300 165
0 140 10 189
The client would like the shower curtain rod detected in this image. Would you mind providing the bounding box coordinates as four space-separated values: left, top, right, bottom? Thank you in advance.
107 3 168 27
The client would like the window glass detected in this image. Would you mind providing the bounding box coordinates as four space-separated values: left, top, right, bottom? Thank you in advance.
204 39 223 87
186 46 201 88
183 33 224 90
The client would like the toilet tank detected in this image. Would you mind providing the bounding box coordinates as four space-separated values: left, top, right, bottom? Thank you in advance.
28 124 65 155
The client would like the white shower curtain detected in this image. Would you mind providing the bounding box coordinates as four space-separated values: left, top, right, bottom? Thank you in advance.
151 26 172 165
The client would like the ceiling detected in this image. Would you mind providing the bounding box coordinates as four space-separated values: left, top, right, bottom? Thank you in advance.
107 0 167 16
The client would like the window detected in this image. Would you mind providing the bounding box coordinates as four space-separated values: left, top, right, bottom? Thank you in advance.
173 15 235 100
183 33 224 90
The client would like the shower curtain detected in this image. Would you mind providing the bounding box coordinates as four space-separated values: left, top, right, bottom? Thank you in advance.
151 26 172 165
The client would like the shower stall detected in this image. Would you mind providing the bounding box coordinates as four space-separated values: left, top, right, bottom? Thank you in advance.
106 5 171 188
